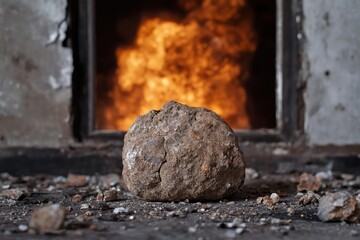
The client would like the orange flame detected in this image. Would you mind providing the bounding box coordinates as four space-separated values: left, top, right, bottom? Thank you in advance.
100 0 256 130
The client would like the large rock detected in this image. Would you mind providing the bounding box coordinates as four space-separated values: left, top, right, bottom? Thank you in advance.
122 101 245 201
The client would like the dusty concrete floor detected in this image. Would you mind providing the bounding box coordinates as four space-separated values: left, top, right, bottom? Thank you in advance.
0 171 359 240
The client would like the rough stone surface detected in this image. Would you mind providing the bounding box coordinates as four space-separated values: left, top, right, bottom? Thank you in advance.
122 101 245 201
297 173 322 192
1 188 26 200
0 0 73 147
302 0 360 145
317 191 358 222
29 204 66 234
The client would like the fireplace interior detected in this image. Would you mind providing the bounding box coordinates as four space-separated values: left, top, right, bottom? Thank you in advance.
94 0 276 131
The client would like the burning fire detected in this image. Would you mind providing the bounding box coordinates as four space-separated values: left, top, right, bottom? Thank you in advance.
100 0 256 130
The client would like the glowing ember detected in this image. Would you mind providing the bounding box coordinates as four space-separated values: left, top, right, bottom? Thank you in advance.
99 0 257 130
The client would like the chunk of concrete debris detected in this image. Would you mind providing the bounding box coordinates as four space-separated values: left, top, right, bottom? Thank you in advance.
66 174 89 187
270 193 280 204
297 173 322 192
122 101 245 201
298 191 321 205
1 188 26 200
257 193 280 207
29 204 66 234
97 189 118 202
317 191 358 222
72 194 83 203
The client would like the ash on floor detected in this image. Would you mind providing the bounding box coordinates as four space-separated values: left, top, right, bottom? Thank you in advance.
0 170 359 240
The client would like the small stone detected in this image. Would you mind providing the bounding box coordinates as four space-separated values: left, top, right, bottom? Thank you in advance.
96 192 104 201
298 191 320 205
18 224 28 232
317 191 358 222
72 194 83 203
1 188 26 200
235 227 245 235
257 195 278 207
66 174 88 187
256 197 264 204
80 203 90 210
270 193 280 204
287 207 295 215
29 204 66 234
113 207 129 214
188 226 197 233
97 189 118 202
297 173 322 192
122 101 245 201
103 189 118 202
84 211 92 216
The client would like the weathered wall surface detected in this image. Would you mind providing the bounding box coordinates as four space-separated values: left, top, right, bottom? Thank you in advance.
0 0 73 147
0 0 359 148
302 0 360 145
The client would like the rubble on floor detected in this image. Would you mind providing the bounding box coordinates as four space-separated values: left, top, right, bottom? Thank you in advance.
0 170 359 239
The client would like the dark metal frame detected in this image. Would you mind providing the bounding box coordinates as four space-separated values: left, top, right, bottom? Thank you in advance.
72 0 299 143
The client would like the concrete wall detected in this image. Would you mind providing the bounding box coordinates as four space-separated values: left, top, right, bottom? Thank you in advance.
302 0 360 145
0 0 359 148
0 0 73 147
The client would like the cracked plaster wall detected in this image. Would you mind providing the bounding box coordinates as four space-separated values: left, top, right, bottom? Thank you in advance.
0 0 359 148
0 0 73 147
302 0 360 146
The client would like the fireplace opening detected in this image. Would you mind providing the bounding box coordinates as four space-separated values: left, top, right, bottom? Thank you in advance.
94 0 276 132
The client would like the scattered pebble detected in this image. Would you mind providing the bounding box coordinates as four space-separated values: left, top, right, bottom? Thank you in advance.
18 224 28 232
97 189 118 202
287 207 295 215
80 203 90 210
298 191 321 205
113 207 129 214
257 193 280 207
188 226 197 233
66 174 89 187
1 188 26 200
29 204 66 234
72 194 83 203
270 193 280 204
297 173 322 192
